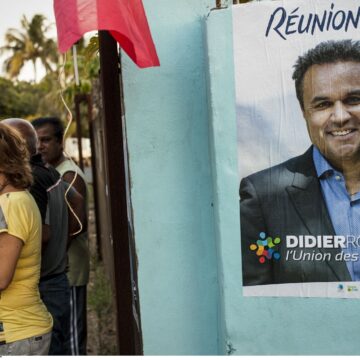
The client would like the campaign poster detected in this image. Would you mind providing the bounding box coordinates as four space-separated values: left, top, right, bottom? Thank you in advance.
234 0 360 297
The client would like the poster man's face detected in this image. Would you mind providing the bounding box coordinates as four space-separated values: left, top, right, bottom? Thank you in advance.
302 61 360 167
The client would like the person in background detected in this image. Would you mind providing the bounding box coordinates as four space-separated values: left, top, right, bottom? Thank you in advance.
0 123 52 355
3 118 85 355
33 116 90 355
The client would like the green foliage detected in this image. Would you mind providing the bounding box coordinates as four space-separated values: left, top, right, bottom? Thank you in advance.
63 36 100 94
88 257 113 317
0 77 46 119
88 257 117 355
0 15 100 137
1 14 58 80
83 35 100 78
35 72 64 119
56 36 100 137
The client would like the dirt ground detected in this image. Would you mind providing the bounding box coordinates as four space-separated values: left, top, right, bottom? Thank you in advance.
86 207 118 355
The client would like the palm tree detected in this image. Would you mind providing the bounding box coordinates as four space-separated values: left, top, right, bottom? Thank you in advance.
1 14 58 81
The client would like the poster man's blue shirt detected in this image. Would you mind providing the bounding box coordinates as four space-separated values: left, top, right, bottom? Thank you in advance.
313 146 360 281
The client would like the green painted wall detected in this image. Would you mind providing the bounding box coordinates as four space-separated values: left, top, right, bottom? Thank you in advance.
122 0 220 355
122 0 360 356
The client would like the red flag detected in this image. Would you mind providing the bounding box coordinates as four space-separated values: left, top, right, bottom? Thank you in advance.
54 0 160 68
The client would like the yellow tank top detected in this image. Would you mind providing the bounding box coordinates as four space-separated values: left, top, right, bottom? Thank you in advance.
0 191 53 344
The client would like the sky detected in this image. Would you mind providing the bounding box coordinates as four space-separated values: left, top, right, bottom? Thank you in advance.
0 0 56 81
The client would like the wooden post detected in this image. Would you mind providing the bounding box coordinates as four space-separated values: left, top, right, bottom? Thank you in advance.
98 30 141 355
74 95 85 170
81 93 103 261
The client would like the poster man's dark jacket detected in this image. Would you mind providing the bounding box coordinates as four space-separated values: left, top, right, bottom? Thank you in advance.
240 146 352 286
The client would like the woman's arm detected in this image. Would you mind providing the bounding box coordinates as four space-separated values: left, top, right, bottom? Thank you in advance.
0 233 23 291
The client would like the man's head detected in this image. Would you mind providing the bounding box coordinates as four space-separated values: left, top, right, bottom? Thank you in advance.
32 117 64 166
293 40 360 110
2 118 38 156
293 40 360 168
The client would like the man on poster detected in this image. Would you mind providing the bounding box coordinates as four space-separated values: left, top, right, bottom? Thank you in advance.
241 39 360 286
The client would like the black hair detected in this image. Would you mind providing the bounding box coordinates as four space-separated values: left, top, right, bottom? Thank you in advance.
292 39 360 109
32 117 64 142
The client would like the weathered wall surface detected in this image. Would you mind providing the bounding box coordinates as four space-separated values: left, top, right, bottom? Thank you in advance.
122 0 360 356
122 0 220 355
205 6 360 356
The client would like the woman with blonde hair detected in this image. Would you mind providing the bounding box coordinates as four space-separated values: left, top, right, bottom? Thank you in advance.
0 123 52 355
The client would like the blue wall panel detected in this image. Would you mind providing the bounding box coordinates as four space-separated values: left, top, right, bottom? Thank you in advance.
122 0 219 355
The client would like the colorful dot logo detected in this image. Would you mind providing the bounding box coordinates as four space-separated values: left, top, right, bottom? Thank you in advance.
250 232 281 264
